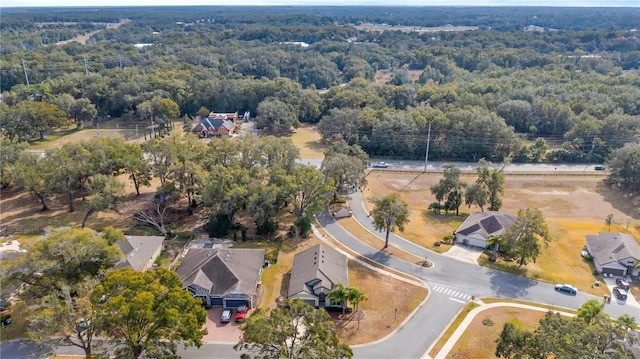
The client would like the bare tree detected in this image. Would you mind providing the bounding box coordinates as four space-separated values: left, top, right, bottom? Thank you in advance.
133 199 171 237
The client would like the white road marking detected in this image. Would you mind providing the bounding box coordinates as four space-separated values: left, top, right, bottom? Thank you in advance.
449 297 466 304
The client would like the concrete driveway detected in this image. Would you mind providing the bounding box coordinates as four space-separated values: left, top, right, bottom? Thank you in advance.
440 244 483 265
202 307 244 344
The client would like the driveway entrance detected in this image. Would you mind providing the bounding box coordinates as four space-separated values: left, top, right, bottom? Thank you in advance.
441 244 483 265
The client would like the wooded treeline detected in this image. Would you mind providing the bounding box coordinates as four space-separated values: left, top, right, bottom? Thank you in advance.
1 6 639 163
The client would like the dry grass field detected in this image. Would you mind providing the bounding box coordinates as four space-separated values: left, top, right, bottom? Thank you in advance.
287 124 328 159
441 306 548 359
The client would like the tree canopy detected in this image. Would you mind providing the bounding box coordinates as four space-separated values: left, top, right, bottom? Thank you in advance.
235 299 353 359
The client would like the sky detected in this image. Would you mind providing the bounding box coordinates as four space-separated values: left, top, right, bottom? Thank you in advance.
1 0 639 7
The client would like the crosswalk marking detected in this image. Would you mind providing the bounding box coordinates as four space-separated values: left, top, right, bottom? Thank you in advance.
432 285 472 301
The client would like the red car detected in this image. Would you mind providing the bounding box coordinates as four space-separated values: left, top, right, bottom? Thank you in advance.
235 305 248 322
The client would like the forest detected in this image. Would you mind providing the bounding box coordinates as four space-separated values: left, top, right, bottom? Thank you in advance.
1 6 639 163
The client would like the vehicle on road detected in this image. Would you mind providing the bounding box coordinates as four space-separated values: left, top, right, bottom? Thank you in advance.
594 165 605 171
221 309 232 323
616 277 630 290
554 284 577 295
373 162 389 168
235 305 248 322
613 287 628 300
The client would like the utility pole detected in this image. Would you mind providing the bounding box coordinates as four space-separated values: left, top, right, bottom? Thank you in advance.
21 58 30 86
424 122 432 172
118 53 123 69
83 55 89 75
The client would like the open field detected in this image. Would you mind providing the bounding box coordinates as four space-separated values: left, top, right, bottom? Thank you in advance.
287 124 328 159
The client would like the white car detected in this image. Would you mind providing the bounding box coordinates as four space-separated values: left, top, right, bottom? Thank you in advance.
220 309 232 323
373 162 389 168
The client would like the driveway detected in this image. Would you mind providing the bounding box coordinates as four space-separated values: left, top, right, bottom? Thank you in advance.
440 244 483 265
202 307 243 344
601 277 640 309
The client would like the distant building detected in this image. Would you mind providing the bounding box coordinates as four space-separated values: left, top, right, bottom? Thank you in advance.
191 111 238 137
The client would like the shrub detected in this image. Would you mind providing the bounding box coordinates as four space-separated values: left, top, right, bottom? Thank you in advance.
442 233 455 244
204 212 232 238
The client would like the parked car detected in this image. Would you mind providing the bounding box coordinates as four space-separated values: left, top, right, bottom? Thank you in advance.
594 165 605 171
221 309 232 323
554 284 577 295
235 305 248 322
372 162 389 168
615 277 630 290
613 287 628 300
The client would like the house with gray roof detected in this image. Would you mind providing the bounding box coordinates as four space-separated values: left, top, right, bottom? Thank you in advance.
176 248 264 309
455 212 517 248
585 232 640 277
114 235 164 271
191 111 237 137
288 244 348 309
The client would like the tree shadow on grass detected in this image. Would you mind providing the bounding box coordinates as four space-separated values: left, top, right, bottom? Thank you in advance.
595 182 640 220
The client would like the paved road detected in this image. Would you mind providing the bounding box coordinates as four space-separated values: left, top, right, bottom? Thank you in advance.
300 158 605 173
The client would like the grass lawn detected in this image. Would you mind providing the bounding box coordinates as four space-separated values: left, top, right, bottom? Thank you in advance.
439 305 548 359
287 124 327 159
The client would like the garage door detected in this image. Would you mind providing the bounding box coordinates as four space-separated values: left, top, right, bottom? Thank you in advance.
211 298 223 307
224 299 249 309
467 238 486 248
604 268 624 276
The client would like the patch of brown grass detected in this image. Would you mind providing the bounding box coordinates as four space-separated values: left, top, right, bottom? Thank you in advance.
287 124 327 159
337 217 423 264
442 306 547 359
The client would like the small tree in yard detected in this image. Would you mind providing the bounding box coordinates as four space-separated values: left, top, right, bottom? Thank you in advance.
605 213 613 232
370 193 410 249
500 208 551 267
81 174 124 228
